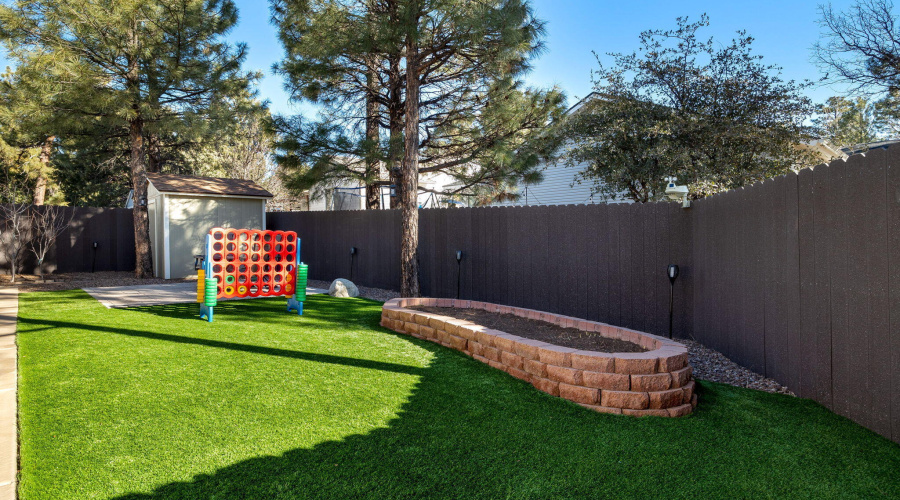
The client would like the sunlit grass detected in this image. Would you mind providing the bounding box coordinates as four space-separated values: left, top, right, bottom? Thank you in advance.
18 291 427 499
16 290 900 499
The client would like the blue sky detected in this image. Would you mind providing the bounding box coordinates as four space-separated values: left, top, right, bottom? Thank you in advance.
3 0 858 116
229 0 858 116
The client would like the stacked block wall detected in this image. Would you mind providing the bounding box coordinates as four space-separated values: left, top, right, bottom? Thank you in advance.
381 298 697 416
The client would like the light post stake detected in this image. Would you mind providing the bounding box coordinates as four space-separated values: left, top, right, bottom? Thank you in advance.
667 264 679 339
456 251 463 299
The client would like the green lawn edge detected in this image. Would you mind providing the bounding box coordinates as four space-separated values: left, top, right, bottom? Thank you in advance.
15 290 900 499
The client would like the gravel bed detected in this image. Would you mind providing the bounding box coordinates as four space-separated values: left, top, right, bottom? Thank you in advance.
0 272 192 292
680 339 794 395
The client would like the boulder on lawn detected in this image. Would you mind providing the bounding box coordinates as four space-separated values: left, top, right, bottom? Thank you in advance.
329 278 359 298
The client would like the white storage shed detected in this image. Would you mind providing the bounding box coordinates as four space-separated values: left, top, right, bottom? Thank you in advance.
146 173 273 279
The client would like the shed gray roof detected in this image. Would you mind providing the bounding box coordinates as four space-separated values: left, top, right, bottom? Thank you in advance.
146 173 273 198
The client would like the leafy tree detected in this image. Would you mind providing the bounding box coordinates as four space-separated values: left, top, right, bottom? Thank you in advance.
0 0 256 277
872 91 900 137
814 96 879 147
191 99 290 207
560 16 818 202
561 95 673 203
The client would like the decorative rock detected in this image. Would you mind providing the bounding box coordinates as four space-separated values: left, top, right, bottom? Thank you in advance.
329 278 359 298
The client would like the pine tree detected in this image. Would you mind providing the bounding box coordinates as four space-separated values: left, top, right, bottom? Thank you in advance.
0 59 59 205
0 0 255 277
274 0 562 296
272 0 404 210
395 0 559 296
814 96 879 148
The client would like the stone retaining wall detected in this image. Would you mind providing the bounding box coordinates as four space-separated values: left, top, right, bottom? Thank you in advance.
381 298 697 416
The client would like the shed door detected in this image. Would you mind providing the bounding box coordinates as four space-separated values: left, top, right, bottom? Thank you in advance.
167 196 264 278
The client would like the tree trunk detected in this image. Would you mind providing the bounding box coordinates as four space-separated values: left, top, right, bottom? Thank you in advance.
33 136 55 205
130 113 153 279
147 133 161 173
388 53 404 210
365 183 380 210
400 32 420 297
365 65 381 210
127 26 153 279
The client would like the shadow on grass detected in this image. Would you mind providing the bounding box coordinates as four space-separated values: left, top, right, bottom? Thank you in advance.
105 356 900 499
16 316 425 377
19 292 900 499
125 295 385 330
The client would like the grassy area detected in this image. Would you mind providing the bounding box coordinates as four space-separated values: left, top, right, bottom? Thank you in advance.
16 291 900 499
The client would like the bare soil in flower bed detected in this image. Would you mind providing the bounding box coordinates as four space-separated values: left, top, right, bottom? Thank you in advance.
409 306 648 353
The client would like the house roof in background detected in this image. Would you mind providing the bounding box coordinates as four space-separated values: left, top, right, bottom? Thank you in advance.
840 139 900 156
146 173 273 198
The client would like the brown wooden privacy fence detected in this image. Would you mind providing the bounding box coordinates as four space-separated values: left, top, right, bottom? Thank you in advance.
269 148 900 444
692 146 900 445
0 206 135 275
267 203 694 340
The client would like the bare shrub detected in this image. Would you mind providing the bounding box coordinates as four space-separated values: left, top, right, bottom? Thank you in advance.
29 207 71 281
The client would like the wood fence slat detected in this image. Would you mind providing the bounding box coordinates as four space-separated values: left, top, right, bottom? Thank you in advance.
888 148 900 443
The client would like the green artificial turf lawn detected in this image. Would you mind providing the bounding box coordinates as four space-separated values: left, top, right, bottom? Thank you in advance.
16 291 900 499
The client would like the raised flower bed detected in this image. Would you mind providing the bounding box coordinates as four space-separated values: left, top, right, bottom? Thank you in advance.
381 298 696 416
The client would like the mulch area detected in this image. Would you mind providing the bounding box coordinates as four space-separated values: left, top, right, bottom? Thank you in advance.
409 306 647 353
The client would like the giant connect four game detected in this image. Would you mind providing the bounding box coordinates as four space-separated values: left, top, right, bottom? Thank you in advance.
196 228 308 322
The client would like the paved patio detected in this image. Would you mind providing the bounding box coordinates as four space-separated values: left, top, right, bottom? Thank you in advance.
0 288 16 500
84 282 328 309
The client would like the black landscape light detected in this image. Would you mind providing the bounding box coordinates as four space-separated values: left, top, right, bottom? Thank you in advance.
349 246 358 280
91 241 99 273
667 264 679 339
455 250 463 299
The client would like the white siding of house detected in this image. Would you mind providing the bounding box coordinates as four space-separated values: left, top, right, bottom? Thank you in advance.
495 160 631 206
307 181 367 211
147 183 165 276
305 171 457 211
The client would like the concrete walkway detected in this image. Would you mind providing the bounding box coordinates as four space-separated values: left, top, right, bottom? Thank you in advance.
0 288 17 500
84 282 329 309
